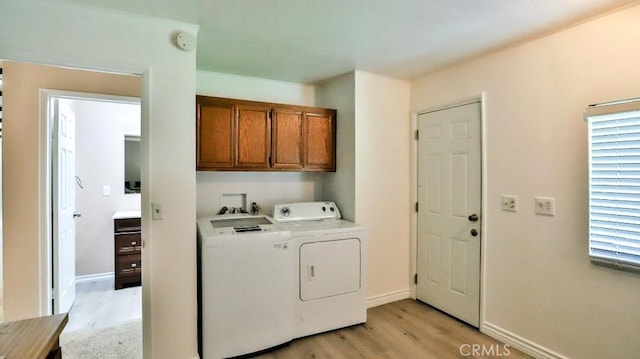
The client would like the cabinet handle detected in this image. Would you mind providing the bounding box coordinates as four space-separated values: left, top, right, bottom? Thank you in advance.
131 263 137 268
131 241 137 246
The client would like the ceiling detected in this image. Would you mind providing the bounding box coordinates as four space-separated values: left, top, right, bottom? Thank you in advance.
59 0 636 84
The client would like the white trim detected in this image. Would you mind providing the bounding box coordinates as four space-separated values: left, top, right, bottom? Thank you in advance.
38 91 52 316
409 112 418 300
417 97 482 115
482 321 568 359
40 89 141 316
42 90 140 105
366 289 412 308
479 92 488 330
75 272 115 283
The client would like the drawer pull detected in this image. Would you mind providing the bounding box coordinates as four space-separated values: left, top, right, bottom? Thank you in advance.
131 241 137 245
131 263 137 268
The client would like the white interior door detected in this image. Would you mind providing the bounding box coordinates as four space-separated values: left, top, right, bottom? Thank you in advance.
52 98 77 314
416 101 481 327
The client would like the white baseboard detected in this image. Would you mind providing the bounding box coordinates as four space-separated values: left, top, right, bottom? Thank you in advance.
482 321 568 359
75 272 115 283
366 289 412 308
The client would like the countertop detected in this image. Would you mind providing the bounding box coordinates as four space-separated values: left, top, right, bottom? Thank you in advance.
112 211 141 219
0 313 68 359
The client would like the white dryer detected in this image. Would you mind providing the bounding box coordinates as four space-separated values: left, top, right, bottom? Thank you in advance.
273 202 367 338
197 214 293 359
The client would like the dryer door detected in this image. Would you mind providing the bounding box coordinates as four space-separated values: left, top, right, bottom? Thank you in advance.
300 238 361 301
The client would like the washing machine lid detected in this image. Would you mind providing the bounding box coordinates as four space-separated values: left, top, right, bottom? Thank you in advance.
210 216 273 231
198 214 287 238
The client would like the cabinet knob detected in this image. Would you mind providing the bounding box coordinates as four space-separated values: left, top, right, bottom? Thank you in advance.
131 241 137 246
131 263 137 268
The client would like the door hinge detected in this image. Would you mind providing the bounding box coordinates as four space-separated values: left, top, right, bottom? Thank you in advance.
415 202 419 212
415 130 419 140
414 273 418 284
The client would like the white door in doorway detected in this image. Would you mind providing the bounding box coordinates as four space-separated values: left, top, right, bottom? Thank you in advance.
52 99 77 314
416 101 481 327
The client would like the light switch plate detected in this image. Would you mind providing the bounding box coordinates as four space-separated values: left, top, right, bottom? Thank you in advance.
535 197 556 216
102 185 111 197
151 203 164 220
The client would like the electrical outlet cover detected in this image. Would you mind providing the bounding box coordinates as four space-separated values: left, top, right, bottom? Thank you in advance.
501 195 518 212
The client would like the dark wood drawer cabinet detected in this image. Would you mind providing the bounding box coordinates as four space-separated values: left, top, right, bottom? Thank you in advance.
116 233 142 255
116 254 142 275
196 96 336 172
114 213 141 290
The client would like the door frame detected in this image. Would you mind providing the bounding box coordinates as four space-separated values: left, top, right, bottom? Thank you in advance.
410 93 488 330
39 89 142 315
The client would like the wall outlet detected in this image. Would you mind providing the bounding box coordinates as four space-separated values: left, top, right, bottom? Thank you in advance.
535 197 556 216
501 195 518 212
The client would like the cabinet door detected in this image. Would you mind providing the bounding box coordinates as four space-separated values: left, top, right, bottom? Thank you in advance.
272 107 303 170
235 104 271 169
304 111 336 171
196 96 234 169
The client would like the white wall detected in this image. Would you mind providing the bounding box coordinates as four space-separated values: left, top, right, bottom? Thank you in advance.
72 98 141 277
354 72 411 304
0 1 199 358
411 5 640 358
197 70 315 105
317 71 412 305
196 70 324 217
315 73 357 220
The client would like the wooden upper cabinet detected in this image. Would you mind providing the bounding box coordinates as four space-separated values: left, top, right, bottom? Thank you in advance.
272 107 303 170
196 96 234 169
304 110 336 171
196 96 336 172
235 104 271 169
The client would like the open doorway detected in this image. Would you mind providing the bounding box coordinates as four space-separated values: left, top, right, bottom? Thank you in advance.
2 61 145 350
1 60 144 356
46 93 142 335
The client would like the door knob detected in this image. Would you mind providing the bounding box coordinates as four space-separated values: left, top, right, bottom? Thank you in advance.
470 229 478 237
468 214 478 222
73 212 82 218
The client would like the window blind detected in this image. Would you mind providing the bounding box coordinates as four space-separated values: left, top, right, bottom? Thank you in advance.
586 99 640 271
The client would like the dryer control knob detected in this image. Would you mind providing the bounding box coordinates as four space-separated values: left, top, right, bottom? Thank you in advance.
280 207 291 217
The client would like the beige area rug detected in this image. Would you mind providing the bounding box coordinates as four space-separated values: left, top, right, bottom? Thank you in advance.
60 319 142 359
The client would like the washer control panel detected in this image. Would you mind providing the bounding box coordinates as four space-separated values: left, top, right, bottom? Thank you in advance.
273 202 341 222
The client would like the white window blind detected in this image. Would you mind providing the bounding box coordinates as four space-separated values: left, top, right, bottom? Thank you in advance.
586 99 640 271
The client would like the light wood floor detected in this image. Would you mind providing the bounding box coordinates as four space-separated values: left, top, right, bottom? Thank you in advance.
61 281 528 358
256 300 530 359
63 277 142 333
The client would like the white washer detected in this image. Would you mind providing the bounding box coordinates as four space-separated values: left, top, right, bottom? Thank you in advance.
273 202 367 338
197 214 293 359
